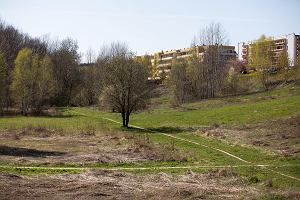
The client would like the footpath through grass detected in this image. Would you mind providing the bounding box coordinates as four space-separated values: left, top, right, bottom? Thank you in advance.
0 86 300 189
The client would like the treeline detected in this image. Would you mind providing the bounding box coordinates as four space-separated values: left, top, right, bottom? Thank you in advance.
1 19 299 118
0 19 87 114
0 20 151 125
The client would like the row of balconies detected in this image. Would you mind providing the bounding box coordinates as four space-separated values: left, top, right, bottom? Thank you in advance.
151 47 236 70
274 39 286 45
158 69 171 74
272 48 285 52
157 63 172 69
177 54 190 59
153 52 205 64
161 56 173 61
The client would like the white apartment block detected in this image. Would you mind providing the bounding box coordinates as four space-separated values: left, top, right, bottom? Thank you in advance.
238 33 300 67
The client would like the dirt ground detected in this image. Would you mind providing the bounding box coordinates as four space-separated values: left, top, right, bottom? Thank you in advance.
195 115 300 158
1 127 254 200
0 169 263 200
1 120 299 199
0 127 188 165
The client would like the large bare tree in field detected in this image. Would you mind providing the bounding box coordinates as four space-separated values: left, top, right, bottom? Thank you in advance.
98 43 151 127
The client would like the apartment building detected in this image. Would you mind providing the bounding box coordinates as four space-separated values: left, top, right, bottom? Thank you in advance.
238 33 300 67
151 45 237 78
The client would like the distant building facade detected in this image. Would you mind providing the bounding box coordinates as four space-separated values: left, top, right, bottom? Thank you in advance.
238 33 300 67
150 45 237 79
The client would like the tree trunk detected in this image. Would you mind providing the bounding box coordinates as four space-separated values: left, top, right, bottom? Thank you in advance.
121 112 126 127
125 112 130 127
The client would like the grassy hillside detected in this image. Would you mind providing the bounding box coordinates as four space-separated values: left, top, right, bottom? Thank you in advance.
0 84 300 191
100 84 300 128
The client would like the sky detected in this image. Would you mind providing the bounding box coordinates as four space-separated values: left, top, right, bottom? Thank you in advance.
0 0 300 62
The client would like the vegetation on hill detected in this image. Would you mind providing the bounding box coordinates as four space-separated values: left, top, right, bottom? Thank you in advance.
1 86 300 190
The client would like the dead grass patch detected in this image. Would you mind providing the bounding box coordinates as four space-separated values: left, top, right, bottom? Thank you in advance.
0 170 262 200
194 115 300 157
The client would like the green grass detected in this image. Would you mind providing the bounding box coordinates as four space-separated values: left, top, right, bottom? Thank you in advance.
0 166 83 176
0 86 300 189
125 92 300 128
0 107 110 131
1 86 299 130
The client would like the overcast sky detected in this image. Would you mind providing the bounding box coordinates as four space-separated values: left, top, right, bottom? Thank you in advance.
1 0 299 61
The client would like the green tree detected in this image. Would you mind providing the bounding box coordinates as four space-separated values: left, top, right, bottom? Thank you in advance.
277 51 289 70
249 35 274 70
11 48 32 115
294 55 300 82
31 55 56 113
11 48 56 115
249 35 275 90
277 51 290 83
0 52 7 114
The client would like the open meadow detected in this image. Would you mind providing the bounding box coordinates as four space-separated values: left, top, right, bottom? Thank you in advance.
0 84 299 199
1 1 300 199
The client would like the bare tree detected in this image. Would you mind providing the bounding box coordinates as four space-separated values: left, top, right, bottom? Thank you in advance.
86 47 96 64
72 64 102 106
170 59 189 104
197 22 228 46
169 23 231 104
277 50 290 83
98 43 151 127
49 38 80 106
197 22 229 98
0 51 7 114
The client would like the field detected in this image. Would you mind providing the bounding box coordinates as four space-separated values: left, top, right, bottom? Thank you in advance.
0 84 300 199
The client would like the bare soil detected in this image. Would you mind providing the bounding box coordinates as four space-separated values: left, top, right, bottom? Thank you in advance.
0 127 188 165
0 169 262 200
195 115 300 157
1 121 299 199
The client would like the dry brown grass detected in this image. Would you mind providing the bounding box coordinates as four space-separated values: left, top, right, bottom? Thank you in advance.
0 170 261 200
194 115 300 158
128 134 192 162
0 126 192 165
